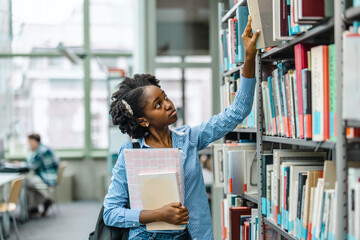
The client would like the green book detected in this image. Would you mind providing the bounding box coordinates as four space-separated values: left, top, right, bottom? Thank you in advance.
328 44 336 141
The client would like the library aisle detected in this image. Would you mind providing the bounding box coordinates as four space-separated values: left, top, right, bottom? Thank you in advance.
8 202 101 240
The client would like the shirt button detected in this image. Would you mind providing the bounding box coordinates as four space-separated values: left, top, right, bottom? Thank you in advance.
133 224 135 226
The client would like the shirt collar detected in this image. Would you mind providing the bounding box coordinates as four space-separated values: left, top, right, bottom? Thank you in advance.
137 129 185 148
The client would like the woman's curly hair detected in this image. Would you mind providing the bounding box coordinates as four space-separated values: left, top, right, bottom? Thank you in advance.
109 74 161 139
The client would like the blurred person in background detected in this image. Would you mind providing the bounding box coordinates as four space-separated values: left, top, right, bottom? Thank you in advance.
26 133 59 217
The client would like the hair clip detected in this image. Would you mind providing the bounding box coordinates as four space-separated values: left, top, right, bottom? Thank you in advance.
121 99 133 115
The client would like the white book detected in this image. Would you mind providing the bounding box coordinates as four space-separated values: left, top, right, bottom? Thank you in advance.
138 172 185 231
355 183 360 240
343 32 360 121
247 0 282 49
251 208 258 240
244 150 257 194
348 168 360 239
261 81 270 135
228 150 246 195
271 170 276 221
223 143 256 194
311 45 326 142
289 71 297 138
213 143 225 188
313 179 325 239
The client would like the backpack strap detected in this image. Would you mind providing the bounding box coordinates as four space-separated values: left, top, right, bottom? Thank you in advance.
132 142 140 149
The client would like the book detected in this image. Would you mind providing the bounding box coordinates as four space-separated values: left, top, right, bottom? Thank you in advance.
138 172 185 231
262 154 273 216
124 148 185 210
348 168 360 239
247 0 282 49
328 44 336 142
236 6 249 63
343 32 360 122
223 143 256 194
297 0 325 24
294 44 312 139
273 0 292 41
213 144 225 188
230 207 252 240
303 68 313 139
311 45 329 142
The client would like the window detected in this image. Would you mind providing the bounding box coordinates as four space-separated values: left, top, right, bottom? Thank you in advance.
1 0 135 156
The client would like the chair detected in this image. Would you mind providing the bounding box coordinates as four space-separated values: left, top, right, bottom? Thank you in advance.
0 176 24 240
34 161 67 213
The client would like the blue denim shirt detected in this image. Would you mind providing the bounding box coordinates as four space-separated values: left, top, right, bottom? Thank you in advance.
103 75 256 239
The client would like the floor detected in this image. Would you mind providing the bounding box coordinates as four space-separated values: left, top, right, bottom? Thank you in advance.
7 201 102 240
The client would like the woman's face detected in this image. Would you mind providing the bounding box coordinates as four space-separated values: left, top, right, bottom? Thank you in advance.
141 85 178 128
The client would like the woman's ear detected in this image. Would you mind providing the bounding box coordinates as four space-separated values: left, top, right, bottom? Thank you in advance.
138 117 149 127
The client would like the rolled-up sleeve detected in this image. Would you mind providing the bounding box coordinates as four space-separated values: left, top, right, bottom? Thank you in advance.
103 143 142 228
191 75 256 150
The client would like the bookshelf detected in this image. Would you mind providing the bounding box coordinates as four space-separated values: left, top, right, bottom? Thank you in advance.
221 0 247 23
216 0 358 239
231 128 257 133
260 18 335 59
222 65 243 77
262 136 336 149
263 218 297 240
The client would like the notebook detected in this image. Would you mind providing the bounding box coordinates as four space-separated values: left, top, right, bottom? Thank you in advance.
138 172 185 231
124 148 184 210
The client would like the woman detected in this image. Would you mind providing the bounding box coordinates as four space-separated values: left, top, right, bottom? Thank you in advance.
104 16 260 240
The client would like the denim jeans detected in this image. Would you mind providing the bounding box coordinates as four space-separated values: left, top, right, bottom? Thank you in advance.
131 229 191 240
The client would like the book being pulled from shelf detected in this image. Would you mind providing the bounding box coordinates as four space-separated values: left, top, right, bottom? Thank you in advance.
261 43 337 142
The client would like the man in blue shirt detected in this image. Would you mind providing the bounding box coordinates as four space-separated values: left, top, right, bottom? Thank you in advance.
26 134 59 217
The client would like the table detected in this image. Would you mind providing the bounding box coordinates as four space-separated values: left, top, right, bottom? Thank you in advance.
0 173 27 238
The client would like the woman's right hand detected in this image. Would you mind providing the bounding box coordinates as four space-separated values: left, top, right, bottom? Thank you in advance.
157 202 189 225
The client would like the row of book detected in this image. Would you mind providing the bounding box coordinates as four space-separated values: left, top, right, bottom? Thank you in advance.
261 149 360 240
261 43 336 142
221 73 257 129
213 142 258 195
221 194 283 240
220 6 249 72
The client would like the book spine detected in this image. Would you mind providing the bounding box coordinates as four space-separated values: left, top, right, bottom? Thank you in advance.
286 73 293 138
328 44 336 142
293 70 300 138
268 76 277 135
311 46 324 141
323 45 330 141
305 69 313 139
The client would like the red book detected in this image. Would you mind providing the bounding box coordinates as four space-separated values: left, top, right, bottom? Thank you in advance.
300 0 324 18
322 45 330 140
295 44 312 139
229 207 252 240
244 221 250 240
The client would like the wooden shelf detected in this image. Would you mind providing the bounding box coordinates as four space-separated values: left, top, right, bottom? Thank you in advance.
222 65 242 77
260 18 334 60
262 135 336 149
345 6 360 21
231 128 257 133
221 0 247 23
263 218 297 240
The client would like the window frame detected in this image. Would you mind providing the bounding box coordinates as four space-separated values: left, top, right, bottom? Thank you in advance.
1 0 132 159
